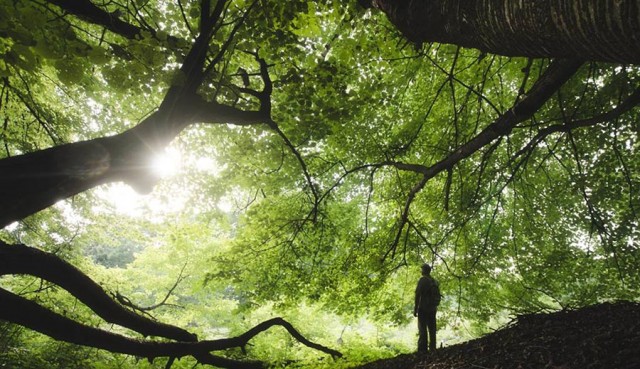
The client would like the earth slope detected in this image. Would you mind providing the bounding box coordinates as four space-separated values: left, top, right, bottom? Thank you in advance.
355 301 639 369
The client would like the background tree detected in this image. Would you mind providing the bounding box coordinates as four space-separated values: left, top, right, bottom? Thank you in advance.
1 0 639 367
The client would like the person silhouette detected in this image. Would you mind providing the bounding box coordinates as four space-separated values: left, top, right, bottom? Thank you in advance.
413 263 441 353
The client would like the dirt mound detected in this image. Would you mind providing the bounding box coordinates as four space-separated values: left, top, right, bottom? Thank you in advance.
355 301 640 369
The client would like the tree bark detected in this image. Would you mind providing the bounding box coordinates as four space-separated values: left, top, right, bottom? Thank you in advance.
368 0 640 63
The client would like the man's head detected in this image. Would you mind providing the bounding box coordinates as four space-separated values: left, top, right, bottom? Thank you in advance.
357 0 375 9
421 263 431 275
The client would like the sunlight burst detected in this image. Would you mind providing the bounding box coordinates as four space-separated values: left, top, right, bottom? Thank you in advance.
151 148 182 178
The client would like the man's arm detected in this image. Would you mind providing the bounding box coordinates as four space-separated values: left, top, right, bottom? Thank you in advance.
414 278 422 317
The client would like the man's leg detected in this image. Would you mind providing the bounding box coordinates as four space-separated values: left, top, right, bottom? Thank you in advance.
417 311 428 353
426 309 437 351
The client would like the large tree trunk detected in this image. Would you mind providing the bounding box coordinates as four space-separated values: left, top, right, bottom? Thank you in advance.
368 0 640 63
0 0 271 228
0 116 166 228
0 94 267 229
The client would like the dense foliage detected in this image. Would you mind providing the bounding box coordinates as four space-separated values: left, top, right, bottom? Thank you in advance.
0 0 638 367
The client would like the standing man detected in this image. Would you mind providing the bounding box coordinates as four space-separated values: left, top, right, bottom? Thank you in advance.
414 263 441 353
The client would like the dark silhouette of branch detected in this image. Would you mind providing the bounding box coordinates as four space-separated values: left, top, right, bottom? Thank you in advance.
0 286 261 367
381 59 583 259
515 58 535 103
231 317 342 359
0 89 271 228
236 51 320 220
0 242 342 367
164 357 176 369
408 220 458 277
237 51 273 115
200 0 213 31
202 2 257 81
9 74 62 146
0 242 196 342
499 86 640 215
43 0 186 48
611 124 638 218
44 0 143 39
115 263 187 313
509 86 640 168
424 53 502 115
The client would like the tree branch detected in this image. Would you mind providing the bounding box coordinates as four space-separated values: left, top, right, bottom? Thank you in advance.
0 242 196 342
0 286 261 367
382 59 583 257
0 93 269 228
0 243 342 367
115 263 188 313
510 86 640 166
202 2 256 83
226 317 343 359
45 0 142 39
235 51 320 220
43 0 184 48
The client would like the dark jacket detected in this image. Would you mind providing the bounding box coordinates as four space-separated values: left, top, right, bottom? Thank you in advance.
414 275 441 313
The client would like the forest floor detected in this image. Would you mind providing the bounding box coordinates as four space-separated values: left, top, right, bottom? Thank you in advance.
353 301 639 369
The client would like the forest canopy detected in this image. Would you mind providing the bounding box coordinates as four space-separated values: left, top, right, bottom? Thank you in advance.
0 0 639 368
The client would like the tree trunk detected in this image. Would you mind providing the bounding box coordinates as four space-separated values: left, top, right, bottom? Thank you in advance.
368 0 640 63
0 95 267 229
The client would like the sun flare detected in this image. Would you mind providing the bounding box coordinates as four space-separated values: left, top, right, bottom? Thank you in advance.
151 148 182 178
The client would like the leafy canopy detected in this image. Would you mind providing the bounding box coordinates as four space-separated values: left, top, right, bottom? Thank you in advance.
0 0 639 367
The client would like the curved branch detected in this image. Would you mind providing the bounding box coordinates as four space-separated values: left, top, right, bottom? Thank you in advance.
0 242 196 342
510 86 640 166
115 262 187 313
43 0 183 47
0 286 340 367
0 243 342 366
232 317 343 359
0 286 261 368
235 51 320 218
269 119 321 215
383 59 583 257
422 59 583 179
